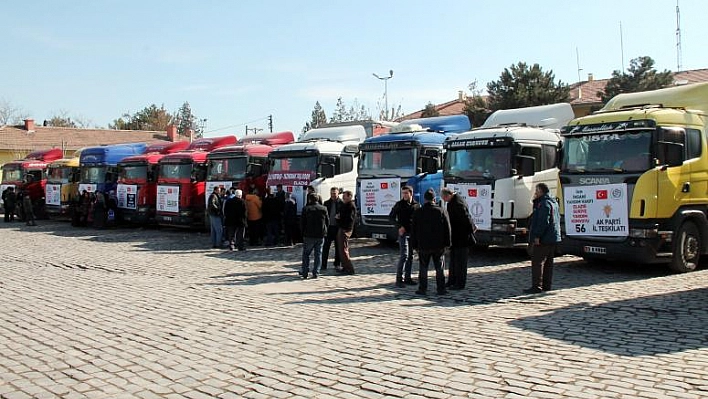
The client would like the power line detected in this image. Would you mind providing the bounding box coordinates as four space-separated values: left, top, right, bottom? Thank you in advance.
204 115 270 134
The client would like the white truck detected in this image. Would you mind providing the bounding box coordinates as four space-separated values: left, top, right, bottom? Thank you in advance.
267 125 367 211
442 103 575 248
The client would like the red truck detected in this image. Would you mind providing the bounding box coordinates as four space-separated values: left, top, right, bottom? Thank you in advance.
205 131 295 199
116 140 190 224
155 136 238 228
1 148 64 218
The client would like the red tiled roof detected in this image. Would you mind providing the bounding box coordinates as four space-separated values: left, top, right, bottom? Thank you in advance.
0 125 172 152
398 98 474 121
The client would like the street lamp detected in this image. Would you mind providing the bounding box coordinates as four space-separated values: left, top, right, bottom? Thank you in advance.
373 69 394 120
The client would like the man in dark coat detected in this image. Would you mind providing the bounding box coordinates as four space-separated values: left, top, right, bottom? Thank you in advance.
300 193 329 279
2 187 17 222
389 185 420 287
441 187 475 290
336 190 357 275
22 190 36 226
262 187 282 246
321 187 343 271
410 188 451 295
224 188 248 251
525 183 561 294
282 192 298 246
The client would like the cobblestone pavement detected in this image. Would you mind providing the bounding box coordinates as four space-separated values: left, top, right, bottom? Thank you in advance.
0 219 706 399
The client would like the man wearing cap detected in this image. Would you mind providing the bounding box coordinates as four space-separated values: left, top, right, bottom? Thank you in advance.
410 188 451 296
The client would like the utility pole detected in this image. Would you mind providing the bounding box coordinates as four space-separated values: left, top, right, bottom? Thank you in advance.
268 115 273 133
373 70 394 120
245 126 262 136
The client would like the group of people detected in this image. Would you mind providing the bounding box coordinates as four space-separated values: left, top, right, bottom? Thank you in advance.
70 190 117 229
1 186 35 226
387 182 561 296
207 184 302 252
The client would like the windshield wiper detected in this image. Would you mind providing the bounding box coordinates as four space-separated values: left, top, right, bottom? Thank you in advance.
587 167 625 173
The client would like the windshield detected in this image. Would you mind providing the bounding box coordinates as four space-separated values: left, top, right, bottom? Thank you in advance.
1 167 22 183
562 131 653 173
359 148 417 177
444 147 512 179
119 165 148 181
159 163 193 179
271 155 318 172
207 157 247 180
80 166 107 183
48 167 73 183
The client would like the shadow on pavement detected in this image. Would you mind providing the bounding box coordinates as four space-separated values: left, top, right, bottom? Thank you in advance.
509 287 708 356
280 259 674 307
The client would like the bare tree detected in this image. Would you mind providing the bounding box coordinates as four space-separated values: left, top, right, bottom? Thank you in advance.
0 99 29 126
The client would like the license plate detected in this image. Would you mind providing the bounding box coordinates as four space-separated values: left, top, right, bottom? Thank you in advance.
160 216 172 222
372 233 387 239
583 246 606 255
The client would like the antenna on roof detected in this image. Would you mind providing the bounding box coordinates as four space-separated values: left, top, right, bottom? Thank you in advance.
619 21 625 72
576 47 583 99
676 0 683 72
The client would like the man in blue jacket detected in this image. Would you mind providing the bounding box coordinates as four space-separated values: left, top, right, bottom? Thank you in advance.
525 183 561 294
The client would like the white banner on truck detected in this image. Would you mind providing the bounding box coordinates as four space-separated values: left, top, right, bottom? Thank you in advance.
117 184 138 210
360 178 400 216
45 184 61 206
78 183 97 194
563 183 629 237
446 183 492 230
205 181 232 207
156 185 179 213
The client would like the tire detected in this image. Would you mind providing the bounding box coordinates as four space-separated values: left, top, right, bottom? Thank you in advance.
669 221 701 273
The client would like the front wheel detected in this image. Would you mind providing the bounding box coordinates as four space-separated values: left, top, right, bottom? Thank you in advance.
669 221 701 273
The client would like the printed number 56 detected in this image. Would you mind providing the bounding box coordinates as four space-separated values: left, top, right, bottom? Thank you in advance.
575 224 586 233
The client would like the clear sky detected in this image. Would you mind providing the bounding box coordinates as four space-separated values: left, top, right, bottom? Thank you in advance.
5 1 707 138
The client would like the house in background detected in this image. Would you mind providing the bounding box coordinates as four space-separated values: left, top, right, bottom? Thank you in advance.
400 67 708 122
0 120 189 180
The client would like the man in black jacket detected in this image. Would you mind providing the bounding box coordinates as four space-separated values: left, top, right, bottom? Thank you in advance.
441 187 475 290
300 193 329 279
389 185 420 287
322 187 342 271
336 190 357 275
410 188 451 295
224 188 248 251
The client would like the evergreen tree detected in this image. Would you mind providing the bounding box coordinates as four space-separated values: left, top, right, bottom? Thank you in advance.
420 102 440 118
463 81 491 127
600 56 674 103
486 62 570 111
109 104 173 131
302 101 327 134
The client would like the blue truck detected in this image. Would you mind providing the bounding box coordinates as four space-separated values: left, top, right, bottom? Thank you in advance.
78 143 148 195
356 115 471 240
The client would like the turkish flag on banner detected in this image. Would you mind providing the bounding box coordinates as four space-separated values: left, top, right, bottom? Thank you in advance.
469 188 478 197
596 190 608 200
381 182 388 189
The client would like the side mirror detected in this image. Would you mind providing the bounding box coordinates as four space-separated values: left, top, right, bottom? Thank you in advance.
515 155 535 177
321 163 335 178
658 141 684 167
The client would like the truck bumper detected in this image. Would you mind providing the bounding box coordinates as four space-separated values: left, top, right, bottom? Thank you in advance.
357 223 398 241
560 235 671 264
46 204 71 218
156 210 205 228
121 209 152 224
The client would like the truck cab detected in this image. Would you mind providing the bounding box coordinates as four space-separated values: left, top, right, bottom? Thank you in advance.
116 140 190 224
2 148 64 218
78 143 148 195
442 103 573 248
206 131 295 200
267 125 367 211
356 115 471 240
45 152 82 218
558 83 708 272
155 135 237 228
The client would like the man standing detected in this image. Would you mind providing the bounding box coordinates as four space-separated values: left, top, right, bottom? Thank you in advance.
245 188 263 246
22 190 36 226
300 193 328 279
441 187 475 290
262 187 282 246
322 187 342 271
410 189 451 296
207 186 223 248
282 192 298 246
224 188 248 251
2 187 17 222
389 185 420 287
336 190 357 275
525 183 561 294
